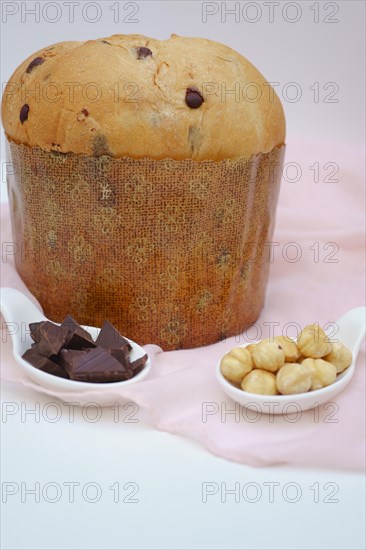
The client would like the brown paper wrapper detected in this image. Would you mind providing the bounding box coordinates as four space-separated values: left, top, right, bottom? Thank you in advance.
6 140 285 350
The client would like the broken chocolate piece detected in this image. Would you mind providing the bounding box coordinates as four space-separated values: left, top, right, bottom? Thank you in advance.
26 56 44 73
66 332 96 350
130 354 148 375
185 88 204 109
22 348 69 379
59 347 132 382
96 320 131 350
29 321 48 343
30 321 69 356
29 318 93 354
20 104 29 124
108 348 133 371
61 315 95 349
136 47 152 59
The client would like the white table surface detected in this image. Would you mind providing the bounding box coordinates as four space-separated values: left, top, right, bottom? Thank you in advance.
1 341 365 550
1 2 365 547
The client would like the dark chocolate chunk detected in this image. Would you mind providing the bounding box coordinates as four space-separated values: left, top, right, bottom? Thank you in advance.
96 321 133 376
130 354 148 375
136 47 152 59
185 88 204 109
26 56 44 74
110 343 132 358
29 321 48 343
108 348 133 371
96 320 131 350
61 315 95 349
20 104 29 124
61 315 92 339
81 108 89 117
65 332 96 350
22 348 69 379
29 321 69 356
60 347 132 383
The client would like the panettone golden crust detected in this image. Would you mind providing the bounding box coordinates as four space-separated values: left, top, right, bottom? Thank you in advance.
2 34 285 160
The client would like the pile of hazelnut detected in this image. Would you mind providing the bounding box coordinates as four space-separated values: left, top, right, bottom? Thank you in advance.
220 324 353 395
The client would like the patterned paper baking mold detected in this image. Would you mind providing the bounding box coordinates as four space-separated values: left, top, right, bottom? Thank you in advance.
7 140 285 350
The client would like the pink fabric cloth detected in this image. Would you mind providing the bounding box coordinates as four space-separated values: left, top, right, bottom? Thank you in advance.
1 141 365 471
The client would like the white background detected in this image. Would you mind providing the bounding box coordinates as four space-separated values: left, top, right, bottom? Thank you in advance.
1 1 365 549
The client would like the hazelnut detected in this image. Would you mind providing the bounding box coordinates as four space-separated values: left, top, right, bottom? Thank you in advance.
252 339 285 372
241 369 277 395
246 343 257 355
220 347 253 383
323 342 352 374
274 336 300 362
276 363 312 395
297 324 332 358
302 358 337 390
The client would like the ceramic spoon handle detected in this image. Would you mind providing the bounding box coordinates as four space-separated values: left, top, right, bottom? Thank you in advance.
0 287 46 335
334 306 366 357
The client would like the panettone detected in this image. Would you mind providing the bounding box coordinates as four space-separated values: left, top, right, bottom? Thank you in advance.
2 34 285 160
2 34 286 350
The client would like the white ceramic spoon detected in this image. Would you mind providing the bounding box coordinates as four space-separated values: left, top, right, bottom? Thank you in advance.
216 306 366 414
0 287 151 393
